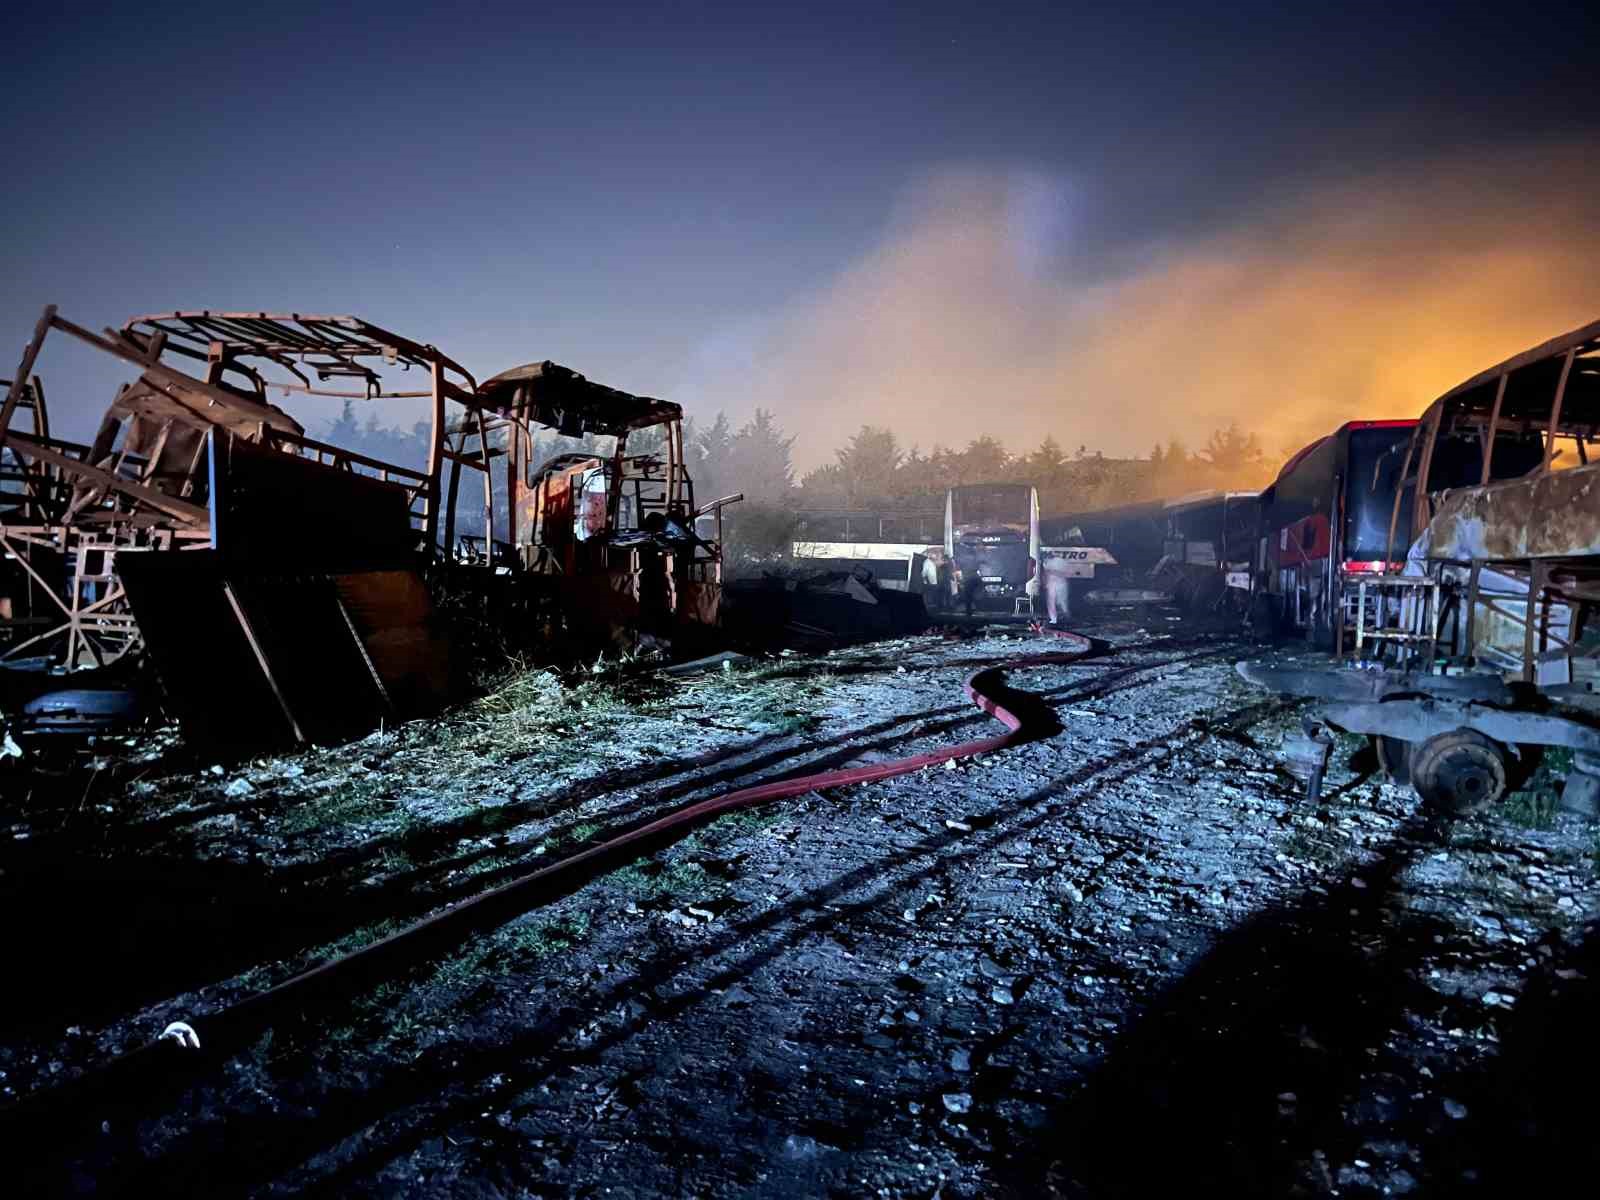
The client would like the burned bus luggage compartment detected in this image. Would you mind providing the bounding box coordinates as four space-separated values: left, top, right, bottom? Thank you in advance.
120 436 451 748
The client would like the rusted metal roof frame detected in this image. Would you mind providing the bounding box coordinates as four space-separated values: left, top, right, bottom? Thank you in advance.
1388 320 1600 550
474 361 682 436
1435 318 1600 404
1415 326 1600 447
1 304 475 670
121 311 478 401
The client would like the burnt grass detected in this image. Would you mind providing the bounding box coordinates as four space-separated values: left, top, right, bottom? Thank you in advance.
1 609 1598 1197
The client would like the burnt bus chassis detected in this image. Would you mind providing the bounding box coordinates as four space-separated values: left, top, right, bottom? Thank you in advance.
1241 319 1600 814
0 305 732 743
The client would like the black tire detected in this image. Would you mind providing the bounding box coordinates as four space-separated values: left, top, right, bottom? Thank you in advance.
1374 735 1412 785
1411 729 1509 815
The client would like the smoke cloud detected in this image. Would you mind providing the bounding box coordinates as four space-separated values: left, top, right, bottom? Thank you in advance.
699 147 1600 470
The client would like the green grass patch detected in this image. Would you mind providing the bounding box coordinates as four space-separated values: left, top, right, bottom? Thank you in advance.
500 912 591 959
457 850 522 879
712 807 782 834
310 916 407 963
1280 830 1344 867
610 857 714 901
277 777 410 835
563 821 602 845
1501 788 1561 830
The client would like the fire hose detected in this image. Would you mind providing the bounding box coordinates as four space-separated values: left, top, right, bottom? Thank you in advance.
0 624 1094 1136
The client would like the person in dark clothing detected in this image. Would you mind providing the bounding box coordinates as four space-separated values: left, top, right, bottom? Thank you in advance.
953 541 982 617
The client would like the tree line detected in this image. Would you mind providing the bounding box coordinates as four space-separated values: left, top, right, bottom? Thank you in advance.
684 413 1277 516
320 400 1279 560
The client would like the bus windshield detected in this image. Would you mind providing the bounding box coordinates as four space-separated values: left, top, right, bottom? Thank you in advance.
950 484 1033 536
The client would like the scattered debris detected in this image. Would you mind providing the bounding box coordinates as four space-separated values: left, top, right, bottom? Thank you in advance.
2 307 747 749
724 567 929 647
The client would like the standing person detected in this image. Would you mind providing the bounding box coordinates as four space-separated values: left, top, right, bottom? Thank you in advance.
1041 551 1072 626
917 547 940 612
954 540 982 618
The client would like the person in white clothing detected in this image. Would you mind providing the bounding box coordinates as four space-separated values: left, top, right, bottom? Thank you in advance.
1041 552 1072 626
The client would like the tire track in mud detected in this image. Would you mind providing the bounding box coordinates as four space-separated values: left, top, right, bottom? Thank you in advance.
98 685 1281 1199
9 633 1273 1196
15 641 1242 1047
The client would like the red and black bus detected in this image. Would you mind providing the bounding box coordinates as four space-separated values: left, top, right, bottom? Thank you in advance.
1258 419 1418 643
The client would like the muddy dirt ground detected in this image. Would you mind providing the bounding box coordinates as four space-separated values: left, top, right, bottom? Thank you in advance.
2 609 1598 1197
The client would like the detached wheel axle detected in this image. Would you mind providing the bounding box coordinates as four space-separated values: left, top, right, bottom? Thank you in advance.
1411 728 1509 815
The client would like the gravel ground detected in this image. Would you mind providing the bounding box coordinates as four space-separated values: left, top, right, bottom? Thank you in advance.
3 610 1598 1197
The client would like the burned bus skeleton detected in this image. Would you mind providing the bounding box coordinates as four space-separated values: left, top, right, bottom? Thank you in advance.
0 305 733 745
1040 500 1160 603
473 361 740 640
1151 489 1261 612
1242 319 1600 814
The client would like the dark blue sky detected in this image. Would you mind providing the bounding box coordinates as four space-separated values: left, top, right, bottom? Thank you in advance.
5 1 1597 454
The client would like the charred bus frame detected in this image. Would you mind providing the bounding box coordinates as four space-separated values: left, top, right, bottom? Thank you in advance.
0 307 472 671
1242 320 1600 815
1369 318 1600 678
1153 489 1261 611
1 304 735 742
467 361 740 635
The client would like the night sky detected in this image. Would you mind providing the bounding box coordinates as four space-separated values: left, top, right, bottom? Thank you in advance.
6 0 1598 461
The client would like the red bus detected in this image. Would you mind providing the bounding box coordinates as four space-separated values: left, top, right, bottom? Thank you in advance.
1259 419 1418 644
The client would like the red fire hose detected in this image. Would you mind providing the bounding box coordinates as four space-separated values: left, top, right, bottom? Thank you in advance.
1 624 1094 1129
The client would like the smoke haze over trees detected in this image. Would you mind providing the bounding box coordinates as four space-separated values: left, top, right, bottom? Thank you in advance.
321 399 1276 561
789 420 1271 514
682 151 1600 471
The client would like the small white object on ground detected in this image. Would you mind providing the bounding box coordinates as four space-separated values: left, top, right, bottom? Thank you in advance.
161 1021 201 1050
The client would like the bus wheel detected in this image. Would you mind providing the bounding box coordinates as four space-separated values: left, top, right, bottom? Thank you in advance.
1373 735 1411 784
1411 729 1509 815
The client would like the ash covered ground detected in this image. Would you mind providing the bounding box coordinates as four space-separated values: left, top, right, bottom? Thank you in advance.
2 610 1598 1197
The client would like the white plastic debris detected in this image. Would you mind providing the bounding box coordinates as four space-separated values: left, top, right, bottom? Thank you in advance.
160 1021 201 1051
